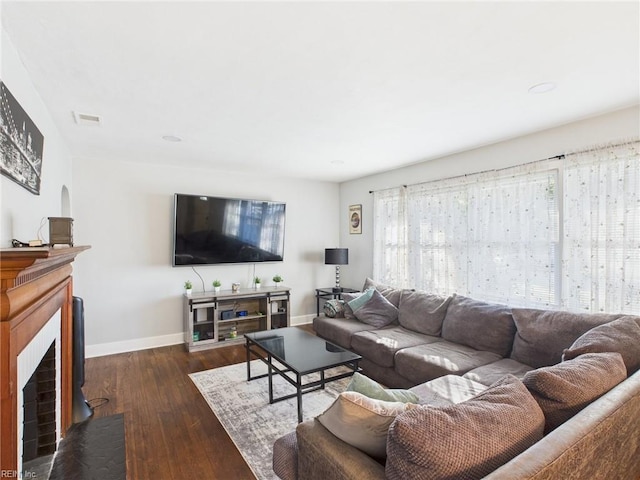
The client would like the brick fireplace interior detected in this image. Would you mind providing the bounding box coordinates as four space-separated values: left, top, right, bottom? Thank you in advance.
22 342 57 464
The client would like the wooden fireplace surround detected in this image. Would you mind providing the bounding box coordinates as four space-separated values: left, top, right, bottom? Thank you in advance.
1 246 89 473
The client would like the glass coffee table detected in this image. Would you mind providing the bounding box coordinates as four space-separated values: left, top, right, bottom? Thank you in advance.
245 327 361 423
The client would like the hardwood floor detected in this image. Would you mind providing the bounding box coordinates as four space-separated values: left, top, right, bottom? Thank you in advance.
84 325 314 480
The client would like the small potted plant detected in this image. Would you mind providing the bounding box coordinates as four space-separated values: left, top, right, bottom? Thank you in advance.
212 280 222 293
254 276 261 289
184 280 193 296
272 274 283 287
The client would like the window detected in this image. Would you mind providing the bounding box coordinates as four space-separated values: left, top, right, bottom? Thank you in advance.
373 141 639 313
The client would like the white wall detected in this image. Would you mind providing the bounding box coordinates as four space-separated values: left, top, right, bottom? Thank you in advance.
0 30 73 246
71 157 340 355
338 106 640 288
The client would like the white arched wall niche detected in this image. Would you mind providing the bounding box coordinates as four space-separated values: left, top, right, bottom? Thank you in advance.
61 185 71 217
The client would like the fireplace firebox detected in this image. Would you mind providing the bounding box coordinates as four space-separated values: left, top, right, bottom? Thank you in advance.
22 342 57 463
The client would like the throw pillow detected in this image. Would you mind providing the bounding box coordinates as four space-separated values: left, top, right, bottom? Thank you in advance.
347 287 375 311
522 352 627 434
562 316 640 375
323 299 345 318
346 372 420 404
386 375 544 480
347 288 398 328
342 291 367 319
362 277 402 307
316 391 417 458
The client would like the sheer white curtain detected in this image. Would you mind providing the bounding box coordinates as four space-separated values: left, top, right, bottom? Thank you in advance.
562 141 640 314
372 187 408 287
405 180 469 296
373 140 640 313
404 166 559 306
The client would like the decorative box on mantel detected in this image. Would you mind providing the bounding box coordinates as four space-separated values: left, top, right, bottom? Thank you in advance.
0 246 90 474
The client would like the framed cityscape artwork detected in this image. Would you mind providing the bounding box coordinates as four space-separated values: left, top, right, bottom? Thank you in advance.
0 80 45 195
349 204 362 234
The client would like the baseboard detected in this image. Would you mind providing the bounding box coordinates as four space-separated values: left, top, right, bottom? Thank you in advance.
86 314 316 358
290 313 315 326
86 332 184 358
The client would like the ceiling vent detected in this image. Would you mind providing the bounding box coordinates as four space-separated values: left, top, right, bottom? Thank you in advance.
72 111 102 126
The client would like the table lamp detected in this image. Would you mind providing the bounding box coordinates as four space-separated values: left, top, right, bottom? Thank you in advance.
325 248 348 292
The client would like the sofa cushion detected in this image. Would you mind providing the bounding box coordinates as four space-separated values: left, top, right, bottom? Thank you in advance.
522 352 627 433
463 358 533 387
359 359 415 389
386 375 545 480
346 372 420 404
409 374 488 407
350 326 441 368
510 308 621 368
562 316 640 375
316 391 417 459
345 288 399 328
363 277 402 307
441 295 515 357
313 316 375 349
397 290 453 336
394 340 502 385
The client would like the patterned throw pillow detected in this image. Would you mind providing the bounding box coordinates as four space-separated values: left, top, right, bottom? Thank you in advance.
386 375 544 480
523 352 627 433
323 299 345 318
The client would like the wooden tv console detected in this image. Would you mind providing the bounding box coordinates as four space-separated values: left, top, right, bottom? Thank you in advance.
183 286 290 352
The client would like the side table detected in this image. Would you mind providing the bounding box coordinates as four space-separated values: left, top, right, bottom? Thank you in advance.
315 287 359 316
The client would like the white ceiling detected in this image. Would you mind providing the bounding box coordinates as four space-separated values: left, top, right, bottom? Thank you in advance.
2 1 639 183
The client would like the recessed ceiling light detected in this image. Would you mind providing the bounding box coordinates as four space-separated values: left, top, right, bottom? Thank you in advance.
162 135 182 142
330 160 344 165
528 82 557 94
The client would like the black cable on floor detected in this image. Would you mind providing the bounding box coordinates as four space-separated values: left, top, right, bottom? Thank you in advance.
87 397 110 409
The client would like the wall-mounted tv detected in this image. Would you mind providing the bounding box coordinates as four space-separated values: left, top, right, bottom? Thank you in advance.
172 193 286 266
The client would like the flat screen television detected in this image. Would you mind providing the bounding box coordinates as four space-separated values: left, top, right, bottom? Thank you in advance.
172 193 286 266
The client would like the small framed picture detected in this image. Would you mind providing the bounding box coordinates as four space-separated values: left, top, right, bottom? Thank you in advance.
349 204 362 234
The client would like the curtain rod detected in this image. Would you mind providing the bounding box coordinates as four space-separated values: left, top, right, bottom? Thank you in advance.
368 138 639 194
369 154 564 194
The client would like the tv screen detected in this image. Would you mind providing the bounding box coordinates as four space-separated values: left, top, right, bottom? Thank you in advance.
173 194 286 266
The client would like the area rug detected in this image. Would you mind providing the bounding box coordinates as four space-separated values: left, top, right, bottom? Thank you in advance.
189 360 350 480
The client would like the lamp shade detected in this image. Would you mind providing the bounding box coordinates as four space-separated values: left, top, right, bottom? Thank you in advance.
325 248 348 265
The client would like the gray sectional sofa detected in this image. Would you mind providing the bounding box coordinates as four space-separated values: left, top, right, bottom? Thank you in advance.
273 278 640 480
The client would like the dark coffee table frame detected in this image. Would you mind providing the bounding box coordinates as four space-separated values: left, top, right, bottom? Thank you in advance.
245 329 361 423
